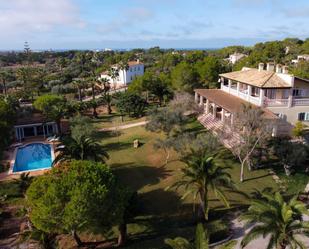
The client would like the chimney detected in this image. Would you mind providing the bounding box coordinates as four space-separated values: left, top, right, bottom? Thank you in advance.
137 59 140 63
258 63 264 72
266 62 275 72
276 64 282 73
282 66 289 74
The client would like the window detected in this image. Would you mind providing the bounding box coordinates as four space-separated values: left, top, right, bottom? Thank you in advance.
265 89 276 99
223 78 229 86
138 66 140 71
293 89 302 97
251 87 260 97
231 80 237 89
130 68 132 72
298 112 309 121
283 89 289 99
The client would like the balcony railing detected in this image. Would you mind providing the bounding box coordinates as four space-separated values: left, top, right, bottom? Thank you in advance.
264 98 288 107
265 97 309 107
293 98 309 106
221 85 229 92
249 96 260 105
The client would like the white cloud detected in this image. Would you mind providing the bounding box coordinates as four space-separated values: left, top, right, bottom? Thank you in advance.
96 7 155 36
0 0 85 37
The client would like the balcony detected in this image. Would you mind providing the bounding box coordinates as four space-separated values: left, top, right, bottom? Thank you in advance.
221 84 261 106
264 97 309 107
264 98 289 107
293 98 309 106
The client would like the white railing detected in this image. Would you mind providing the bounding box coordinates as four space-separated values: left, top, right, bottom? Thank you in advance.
230 87 238 96
238 91 247 100
220 85 263 106
264 98 288 107
221 85 230 93
249 96 260 105
293 98 309 106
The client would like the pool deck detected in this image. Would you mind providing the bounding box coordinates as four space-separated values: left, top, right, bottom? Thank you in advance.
0 137 58 181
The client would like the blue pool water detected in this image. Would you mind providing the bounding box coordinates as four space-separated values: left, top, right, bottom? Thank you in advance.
13 143 53 172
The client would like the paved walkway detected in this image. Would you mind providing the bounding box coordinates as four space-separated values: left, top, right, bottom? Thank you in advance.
98 121 148 131
227 215 309 249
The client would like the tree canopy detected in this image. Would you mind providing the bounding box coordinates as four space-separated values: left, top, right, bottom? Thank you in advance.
26 160 129 246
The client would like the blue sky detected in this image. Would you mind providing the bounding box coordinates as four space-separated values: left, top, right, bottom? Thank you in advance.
0 0 308 50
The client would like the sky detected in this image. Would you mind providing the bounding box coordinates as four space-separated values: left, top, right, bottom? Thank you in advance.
0 0 308 50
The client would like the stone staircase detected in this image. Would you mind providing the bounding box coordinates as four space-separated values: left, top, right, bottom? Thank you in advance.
198 114 241 149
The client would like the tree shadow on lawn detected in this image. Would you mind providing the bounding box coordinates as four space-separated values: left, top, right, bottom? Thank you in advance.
126 189 196 247
112 163 172 191
104 141 132 151
138 188 192 216
95 130 119 140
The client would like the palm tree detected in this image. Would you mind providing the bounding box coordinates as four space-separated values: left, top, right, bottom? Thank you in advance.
88 99 99 118
241 192 309 249
56 57 68 72
108 67 119 90
53 135 109 164
88 75 98 100
72 78 87 102
98 77 112 114
170 155 234 221
118 61 129 85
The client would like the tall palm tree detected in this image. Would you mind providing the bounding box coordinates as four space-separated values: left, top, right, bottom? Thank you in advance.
241 192 309 249
98 77 112 114
88 99 99 118
56 57 68 72
118 61 129 85
98 77 111 92
170 155 234 221
88 75 98 100
53 135 109 164
108 67 119 89
72 78 87 102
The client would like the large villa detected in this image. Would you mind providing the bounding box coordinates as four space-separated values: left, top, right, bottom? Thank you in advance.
100 60 145 88
195 62 309 146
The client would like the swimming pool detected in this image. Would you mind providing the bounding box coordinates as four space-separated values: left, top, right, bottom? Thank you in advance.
13 143 53 173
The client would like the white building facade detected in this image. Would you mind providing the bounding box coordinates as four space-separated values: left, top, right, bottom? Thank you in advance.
227 53 247 64
292 54 309 64
195 62 309 138
100 60 144 88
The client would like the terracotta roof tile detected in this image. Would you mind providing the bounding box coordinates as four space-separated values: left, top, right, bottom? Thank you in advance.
219 69 291 88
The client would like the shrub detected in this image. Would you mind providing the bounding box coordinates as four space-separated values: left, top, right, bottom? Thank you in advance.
292 121 306 138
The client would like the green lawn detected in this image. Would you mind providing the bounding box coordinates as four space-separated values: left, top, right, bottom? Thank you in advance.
275 168 309 195
97 119 279 248
0 118 279 248
91 112 146 129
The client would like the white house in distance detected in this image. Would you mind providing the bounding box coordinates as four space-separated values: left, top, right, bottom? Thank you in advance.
292 54 309 64
194 62 309 147
226 52 247 64
100 60 144 88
